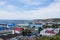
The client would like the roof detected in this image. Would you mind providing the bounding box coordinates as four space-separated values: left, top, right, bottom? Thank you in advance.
13 27 24 31
45 28 54 30
45 30 55 34
0 27 8 30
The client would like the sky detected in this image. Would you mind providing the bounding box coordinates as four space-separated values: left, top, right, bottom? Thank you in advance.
0 0 60 20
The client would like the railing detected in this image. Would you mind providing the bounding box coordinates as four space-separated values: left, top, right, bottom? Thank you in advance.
9 36 36 40
0 30 14 34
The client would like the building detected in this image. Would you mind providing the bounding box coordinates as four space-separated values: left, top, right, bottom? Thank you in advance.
31 20 44 29
13 27 24 34
0 24 7 28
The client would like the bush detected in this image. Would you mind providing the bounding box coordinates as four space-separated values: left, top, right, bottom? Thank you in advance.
22 29 31 36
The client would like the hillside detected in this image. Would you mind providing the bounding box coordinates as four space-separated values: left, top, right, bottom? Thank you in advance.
33 18 60 22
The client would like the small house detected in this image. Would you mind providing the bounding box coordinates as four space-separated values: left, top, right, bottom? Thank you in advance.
13 27 24 34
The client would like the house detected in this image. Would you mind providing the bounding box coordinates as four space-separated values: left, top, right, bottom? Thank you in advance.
0 23 16 36
0 27 15 35
56 22 60 27
31 20 44 29
39 28 59 36
0 27 15 36
0 24 7 28
17 23 30 27
45 22 54 27
13 27 24 34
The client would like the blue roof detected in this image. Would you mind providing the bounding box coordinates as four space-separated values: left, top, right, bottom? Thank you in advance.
0 27 8 30
7 23 16 28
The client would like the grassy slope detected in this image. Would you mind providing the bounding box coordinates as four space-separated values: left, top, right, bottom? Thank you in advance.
36 34 60 40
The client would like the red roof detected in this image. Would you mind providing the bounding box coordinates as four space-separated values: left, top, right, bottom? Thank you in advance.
45 30 55 34
14 28 24 31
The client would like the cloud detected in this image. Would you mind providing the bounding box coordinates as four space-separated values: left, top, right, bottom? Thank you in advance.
0 1 6 6
0 1 30 20
0 0 60 20
17 0 54 10
0 1 21 19
0 0 54 10
22 0 60 19
54 0 60 2
19 0 53 5
19 0 41 5
0 10 17 19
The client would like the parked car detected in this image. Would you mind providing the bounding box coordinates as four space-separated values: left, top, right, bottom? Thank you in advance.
39 28 59 37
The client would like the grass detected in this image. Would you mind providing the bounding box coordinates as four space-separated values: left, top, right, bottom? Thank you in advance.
36 34 60 40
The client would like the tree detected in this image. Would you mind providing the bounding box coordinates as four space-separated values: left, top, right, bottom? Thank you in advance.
38 27 43 33
22 29 31 36
32 26 35 28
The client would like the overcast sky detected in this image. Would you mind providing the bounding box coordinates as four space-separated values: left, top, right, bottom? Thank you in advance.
0 0 60 20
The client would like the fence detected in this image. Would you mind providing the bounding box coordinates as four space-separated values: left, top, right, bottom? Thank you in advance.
9 36 36 40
